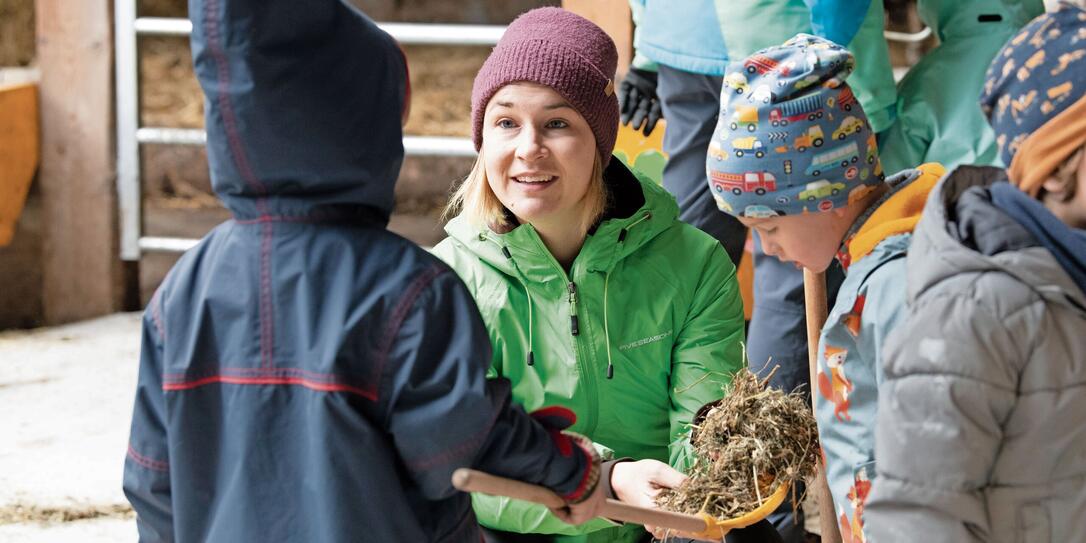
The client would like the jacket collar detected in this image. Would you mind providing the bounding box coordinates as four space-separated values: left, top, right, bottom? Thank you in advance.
444 159 678 285
908 164 1086 315
836 163 946 271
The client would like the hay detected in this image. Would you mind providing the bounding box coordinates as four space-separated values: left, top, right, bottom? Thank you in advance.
0 503 133 525
0 0 35 66
657 367 818 520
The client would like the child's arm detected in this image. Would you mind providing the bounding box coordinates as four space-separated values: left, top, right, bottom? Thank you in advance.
123 295 174 542
865 290 1023 542
378 267 599 507
668 245 746 472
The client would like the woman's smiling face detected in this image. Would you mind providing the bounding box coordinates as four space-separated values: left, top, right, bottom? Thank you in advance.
481 83 598 227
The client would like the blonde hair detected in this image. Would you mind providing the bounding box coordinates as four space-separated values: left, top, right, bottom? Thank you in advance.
444 150 609 235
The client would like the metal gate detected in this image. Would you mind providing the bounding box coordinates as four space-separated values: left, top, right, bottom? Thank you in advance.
114 2 504 259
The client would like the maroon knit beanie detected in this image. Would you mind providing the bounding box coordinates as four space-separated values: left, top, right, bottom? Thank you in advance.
471 7 619 165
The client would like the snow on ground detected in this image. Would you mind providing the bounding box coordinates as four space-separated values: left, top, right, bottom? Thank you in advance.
0 312 142 542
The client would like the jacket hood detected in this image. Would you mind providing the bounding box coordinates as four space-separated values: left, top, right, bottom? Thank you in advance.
443 159 679 281
909 165 1086 313
190 0 407 220
918 0 1043 42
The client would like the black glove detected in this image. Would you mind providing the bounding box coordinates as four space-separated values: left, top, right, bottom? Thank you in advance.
619 67 663 136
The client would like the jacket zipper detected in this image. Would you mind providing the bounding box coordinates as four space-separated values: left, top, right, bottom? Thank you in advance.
566 272 598 438
568 282 579 336
521 225 602 437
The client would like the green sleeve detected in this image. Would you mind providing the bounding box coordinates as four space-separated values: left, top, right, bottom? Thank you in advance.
471 494 620 536
668 245 746 472
876 99 931 175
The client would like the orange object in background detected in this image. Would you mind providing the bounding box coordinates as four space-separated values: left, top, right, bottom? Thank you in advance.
615 120 755 321
0 83 39 247
736 235 754 321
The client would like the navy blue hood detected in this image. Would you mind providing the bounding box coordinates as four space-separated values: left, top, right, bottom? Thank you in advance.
190 0 406 220
990 181 1086 298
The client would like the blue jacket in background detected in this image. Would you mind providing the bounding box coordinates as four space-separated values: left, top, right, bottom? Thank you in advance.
122 1 592 541
629 0 730 75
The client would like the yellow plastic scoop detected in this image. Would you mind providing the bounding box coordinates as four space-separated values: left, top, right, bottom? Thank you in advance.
451 468 787 540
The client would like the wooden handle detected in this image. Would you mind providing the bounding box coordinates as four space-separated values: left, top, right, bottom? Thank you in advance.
452 468 708 534
803 269 843 543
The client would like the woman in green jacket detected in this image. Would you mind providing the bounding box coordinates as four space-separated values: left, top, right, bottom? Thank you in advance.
433 8 748 543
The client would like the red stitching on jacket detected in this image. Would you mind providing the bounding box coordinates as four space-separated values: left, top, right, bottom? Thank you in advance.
148 290 166 341
404 406 501 471
162 374 378 400
235 215 324 224
204 0 275 370
204 0 265 198
260 219 275 369
373 265 446 402
127 444 169 472
165 367 372 382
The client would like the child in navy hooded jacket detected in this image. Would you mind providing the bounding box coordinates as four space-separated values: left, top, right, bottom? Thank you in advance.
122 1 602 541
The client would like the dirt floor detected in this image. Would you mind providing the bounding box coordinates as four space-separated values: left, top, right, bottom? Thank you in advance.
0 313 142 541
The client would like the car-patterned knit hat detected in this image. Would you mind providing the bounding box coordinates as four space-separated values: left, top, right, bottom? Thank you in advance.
471 7 619 166
707 34 885 218
980 3 1086 197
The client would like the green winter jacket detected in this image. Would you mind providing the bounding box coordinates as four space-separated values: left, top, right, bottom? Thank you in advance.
433 161 746 542
878 0 1043 173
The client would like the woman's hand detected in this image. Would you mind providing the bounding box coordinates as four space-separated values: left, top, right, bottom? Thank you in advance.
611 459 688 538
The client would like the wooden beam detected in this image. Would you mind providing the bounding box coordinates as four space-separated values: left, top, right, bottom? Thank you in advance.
804 269 844 543
561 0 633 79
35 0 127 324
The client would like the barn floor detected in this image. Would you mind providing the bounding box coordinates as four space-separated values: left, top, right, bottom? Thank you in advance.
0 313 141 542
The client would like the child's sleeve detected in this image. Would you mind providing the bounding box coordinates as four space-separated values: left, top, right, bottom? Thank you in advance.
123 295 174 542
378 267 595 504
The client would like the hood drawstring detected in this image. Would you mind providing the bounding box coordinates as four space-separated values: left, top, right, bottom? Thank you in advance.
604 212 652 379
604 273 613 379
483 209 651 379
500 245 536 367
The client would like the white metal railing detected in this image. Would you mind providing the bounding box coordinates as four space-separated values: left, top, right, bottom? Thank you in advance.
134 128 477 157
115 9 499 259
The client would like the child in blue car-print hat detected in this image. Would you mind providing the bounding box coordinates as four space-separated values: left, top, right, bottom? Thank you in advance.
707 34 884 219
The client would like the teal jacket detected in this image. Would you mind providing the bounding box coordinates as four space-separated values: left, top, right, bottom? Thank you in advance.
434 161 746 542
879 0 1044 173
630 0 898 133
628 0 730 75
713 0 898 134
